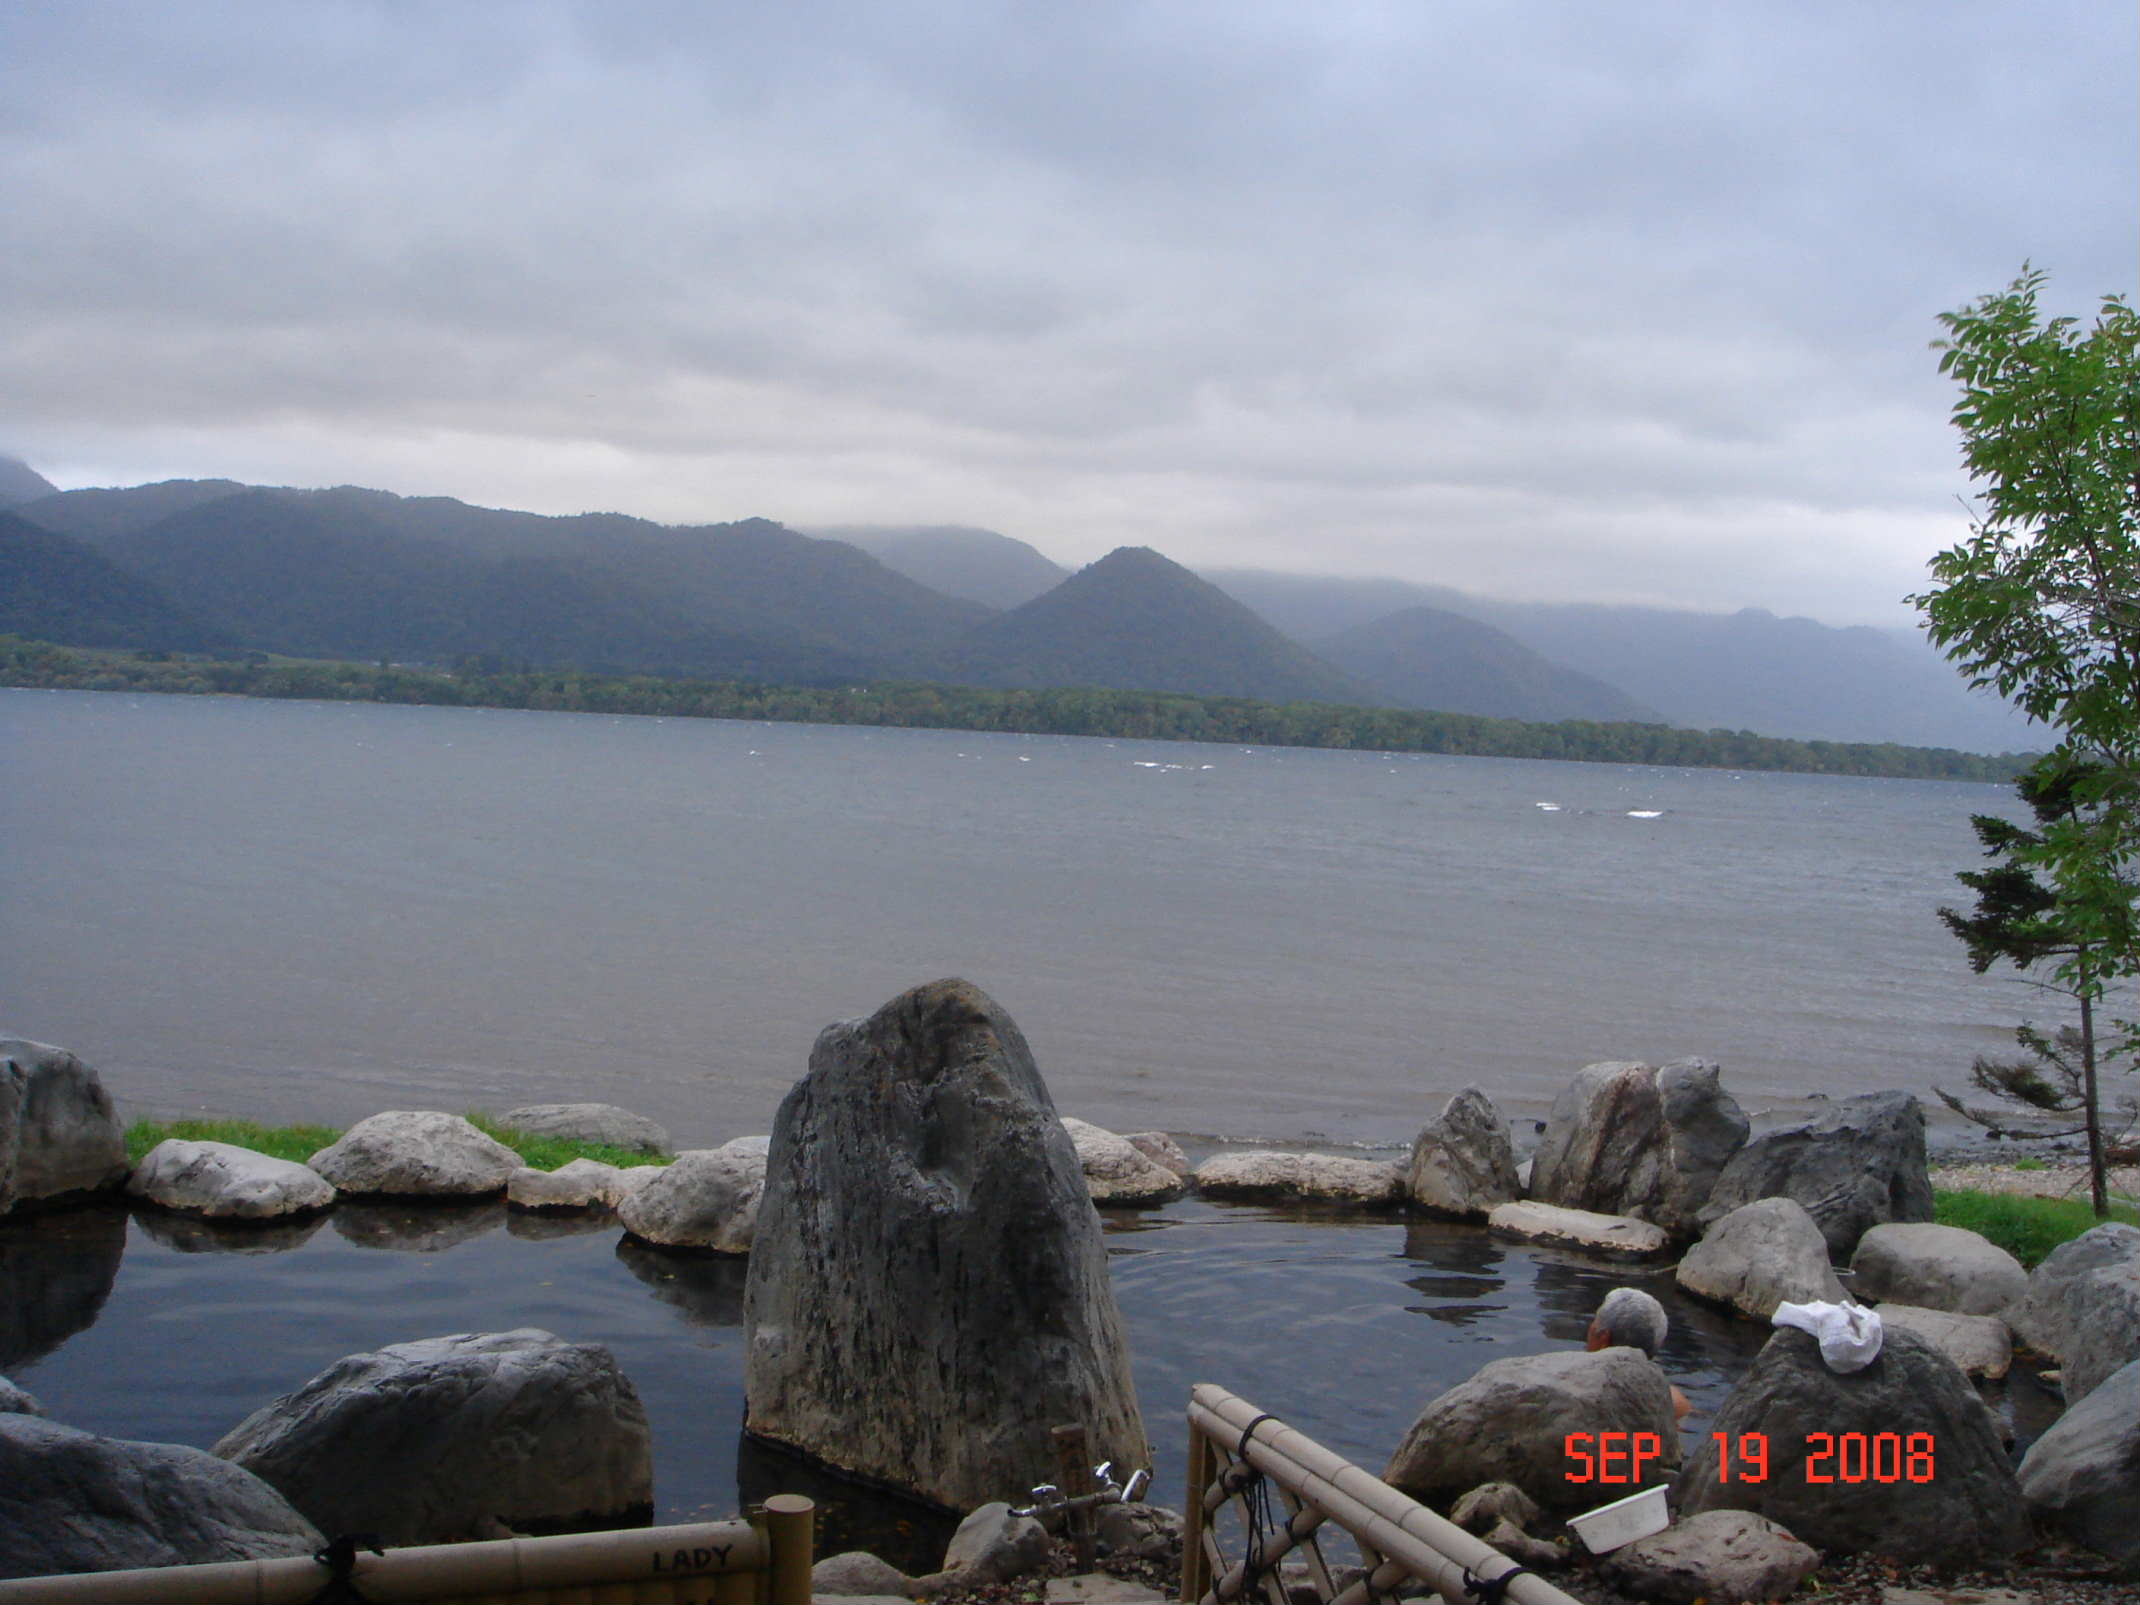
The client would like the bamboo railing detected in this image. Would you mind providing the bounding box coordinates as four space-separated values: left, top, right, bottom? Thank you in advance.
1183 1386 1580 1605
0 1497 813 1605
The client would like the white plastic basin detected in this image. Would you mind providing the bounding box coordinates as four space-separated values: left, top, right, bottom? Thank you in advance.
1565 1482 1669 1554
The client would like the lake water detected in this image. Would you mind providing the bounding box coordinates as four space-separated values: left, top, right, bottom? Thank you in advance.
0 688 2060 1555
1 688 2036 1147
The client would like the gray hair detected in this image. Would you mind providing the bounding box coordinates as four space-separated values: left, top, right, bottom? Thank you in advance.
1593 1288 1669 1357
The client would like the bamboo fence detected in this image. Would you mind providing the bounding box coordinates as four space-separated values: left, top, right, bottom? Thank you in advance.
0 1498 813 1605
1183 1385 1580 1605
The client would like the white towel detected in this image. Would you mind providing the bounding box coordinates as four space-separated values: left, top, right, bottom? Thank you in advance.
1771 1299 1884 1372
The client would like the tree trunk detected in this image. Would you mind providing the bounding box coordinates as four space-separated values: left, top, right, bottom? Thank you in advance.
2082 991 2109 1217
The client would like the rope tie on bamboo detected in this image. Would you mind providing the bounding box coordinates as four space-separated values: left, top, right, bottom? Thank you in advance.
1459 1560 1532 1604
1230 1414 1284 1599
306 1533 384 1604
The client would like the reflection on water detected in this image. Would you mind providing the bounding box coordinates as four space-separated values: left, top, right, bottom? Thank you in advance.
8 1190 2051 1546
736 1431 960 1577
616 1239 749 1328
133 1206 328 1256
508 1209 620 1243
1106 1200 1774 1500
333 1198 506 1251
0 1204 125 1370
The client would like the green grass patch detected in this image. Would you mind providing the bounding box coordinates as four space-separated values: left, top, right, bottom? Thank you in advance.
125 1113 670 1172
125 1117 344 1166
1934 1186 2140 1267
2009 1156 2049 1171
464 1111 670 1171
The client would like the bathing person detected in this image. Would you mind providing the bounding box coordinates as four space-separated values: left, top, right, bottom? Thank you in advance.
1586 1287 1691 1422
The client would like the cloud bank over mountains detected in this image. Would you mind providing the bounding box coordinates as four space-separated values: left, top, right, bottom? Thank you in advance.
1 1 2131 626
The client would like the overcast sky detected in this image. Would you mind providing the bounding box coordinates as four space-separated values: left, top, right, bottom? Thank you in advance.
2 2 2131 625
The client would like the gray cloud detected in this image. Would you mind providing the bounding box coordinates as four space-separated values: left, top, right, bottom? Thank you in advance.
1 0 2130 624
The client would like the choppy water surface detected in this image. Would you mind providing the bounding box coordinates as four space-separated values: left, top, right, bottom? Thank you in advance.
2 689 2033 1146
0 689 2057 1552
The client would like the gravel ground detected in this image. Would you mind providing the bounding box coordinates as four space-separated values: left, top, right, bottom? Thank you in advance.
1929 1158 2140 1201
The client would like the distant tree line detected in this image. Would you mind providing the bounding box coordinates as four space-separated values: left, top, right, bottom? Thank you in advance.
0 635 2030 782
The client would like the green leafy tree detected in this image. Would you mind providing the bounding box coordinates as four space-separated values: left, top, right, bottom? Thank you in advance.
1914 269 2140 1212
1936 761 2135 1212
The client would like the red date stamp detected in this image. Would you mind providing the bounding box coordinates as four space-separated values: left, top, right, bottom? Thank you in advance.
1562 1431 1666 1484
1565 1432 1937 1484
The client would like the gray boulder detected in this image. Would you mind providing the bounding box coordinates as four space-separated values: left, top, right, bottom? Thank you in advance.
1061 1117 1185 1205
1485 1200 1670 1260
0 1412 321 1578
1873 1304 2012 1379
1122 1131 1191 1178
1193 1150 1404 1205
617 1142 766 1252
497 1102 671 1155
1676 1197 1844 1320
506 1157 625 1211
126 1139 335 1220
1677 1326 2025 1564
1530 1058 1748 1238
2018 1355 2140 1567
743 979 1147 1513
1095 1501 1183 1561
1449 1481 1540 1535
0 1376 39 1415
2009 1223 2140 1404
0 1039 129 1215
1405 1087 1520 1219
940 1500 1053 1585
1699 1091 1932 1258
307 1110 521 1197
1384 1347 1678 1515
1603 1511 1818 1605
813 1549 914 1595
213 1327 652 1545
1849 1222 2027 1316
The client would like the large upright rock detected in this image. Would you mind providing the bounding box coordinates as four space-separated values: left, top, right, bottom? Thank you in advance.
213 1328 651 1545
743 980 1147 1512
0 1413 321 1579
0 1039 129 1214
1677 1327 2025 1565
1405 1087 1520 1219
1699 1091 1932 1257
1529 1058 1747 1237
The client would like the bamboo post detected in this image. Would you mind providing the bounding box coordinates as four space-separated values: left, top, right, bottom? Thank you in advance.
1186 1386 1583 1605
1051 1423 1099 1571
0 1520 767 1605
760 1493 815 1605
1180 1416 1214 1605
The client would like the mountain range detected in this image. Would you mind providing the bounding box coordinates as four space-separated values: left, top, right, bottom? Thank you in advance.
0 460 2039 752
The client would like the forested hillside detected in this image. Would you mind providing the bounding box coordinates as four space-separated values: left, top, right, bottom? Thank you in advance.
0 636 2028 783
